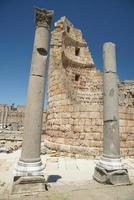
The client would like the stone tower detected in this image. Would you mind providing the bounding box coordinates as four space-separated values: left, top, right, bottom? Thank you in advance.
45 17 134 158
46 17 103 157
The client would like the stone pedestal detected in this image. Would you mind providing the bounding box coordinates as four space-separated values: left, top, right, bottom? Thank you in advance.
14 8 54 181
93 42 131 185
12 176 48 194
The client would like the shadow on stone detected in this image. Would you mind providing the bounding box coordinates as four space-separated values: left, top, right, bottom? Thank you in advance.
47 175 62 183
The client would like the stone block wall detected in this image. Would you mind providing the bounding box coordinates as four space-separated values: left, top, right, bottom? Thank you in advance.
0 104 47 131
0 17 133 158
119 81 134 157
0 104 24 130
45 17 134 158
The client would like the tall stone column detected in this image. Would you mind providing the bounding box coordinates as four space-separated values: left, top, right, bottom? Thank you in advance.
0 105 5 129
0 112 2 129
93 42 130 185
0 105 7 129
3 105 8 128
15 8 54 178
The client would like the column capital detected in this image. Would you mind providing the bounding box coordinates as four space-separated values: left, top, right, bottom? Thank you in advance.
35 7 54 30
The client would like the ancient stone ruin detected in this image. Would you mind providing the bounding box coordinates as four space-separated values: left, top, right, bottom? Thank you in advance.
93 42 130 184
45 17 134 159
0 104 47 153
0 17 134 159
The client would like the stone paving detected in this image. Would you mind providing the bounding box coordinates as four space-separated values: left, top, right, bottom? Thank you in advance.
0 150 134 199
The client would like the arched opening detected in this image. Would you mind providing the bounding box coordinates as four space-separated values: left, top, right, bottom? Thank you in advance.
67 26 70 33
75 47 80 56
75 74 80 81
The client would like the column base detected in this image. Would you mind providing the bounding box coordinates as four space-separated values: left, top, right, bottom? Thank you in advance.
14 160 45 180
93 157 131 185
12 160 48 193
97 156 126 170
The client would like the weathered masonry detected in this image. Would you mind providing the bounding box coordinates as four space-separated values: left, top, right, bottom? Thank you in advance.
0 16 134 159
45 17 134 158
0 104 47 131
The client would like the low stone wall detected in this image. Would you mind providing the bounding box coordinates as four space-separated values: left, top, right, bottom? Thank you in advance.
0 131 46 154
0 131 23 153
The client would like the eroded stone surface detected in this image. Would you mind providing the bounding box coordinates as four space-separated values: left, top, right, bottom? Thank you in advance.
0 17 134 158
45 17 134 158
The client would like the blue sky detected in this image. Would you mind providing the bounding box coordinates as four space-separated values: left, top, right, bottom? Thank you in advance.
0 0 134 105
